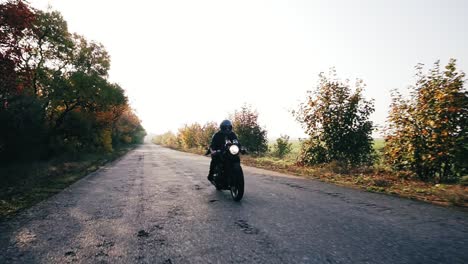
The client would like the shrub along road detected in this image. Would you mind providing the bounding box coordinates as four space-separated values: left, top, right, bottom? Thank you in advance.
1 144 467 263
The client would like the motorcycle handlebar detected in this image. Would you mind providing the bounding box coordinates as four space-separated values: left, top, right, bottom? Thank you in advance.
205 146 248 156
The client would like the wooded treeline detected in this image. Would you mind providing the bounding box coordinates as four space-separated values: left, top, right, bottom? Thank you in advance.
0 1 146 163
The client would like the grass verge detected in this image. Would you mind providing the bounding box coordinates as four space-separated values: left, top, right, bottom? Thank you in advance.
0 145 137 220
242 156 467 208
157 144 467 208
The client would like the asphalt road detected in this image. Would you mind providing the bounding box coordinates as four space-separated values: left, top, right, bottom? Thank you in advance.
1 144 467 264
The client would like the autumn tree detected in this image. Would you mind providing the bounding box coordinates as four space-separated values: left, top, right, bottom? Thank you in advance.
294 69 375 167
0 0 36 107
199 122 217 148
153 131 178 147
0 0 43 161
0 1 145 160
113 108 146 145
178 124 199 149
385 59 467 183
231 105 268 155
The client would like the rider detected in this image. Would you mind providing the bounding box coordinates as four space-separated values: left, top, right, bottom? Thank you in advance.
207 120 239 182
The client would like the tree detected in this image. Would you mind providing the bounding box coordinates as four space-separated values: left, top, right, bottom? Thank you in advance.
22 9 73 97
385 59 467 182
0 1 45 161
231 105 268 154
0 55 17 104
0 1 145 159
0 0 35 103
0 0 35 65
46 71 128 152
70 33 110 77
294 69 375 167
112 108 146 145
178 124 198 149
198 122 217 148
273 134 292 158
158 122 217 150
153 131 178 147
0 95 46 161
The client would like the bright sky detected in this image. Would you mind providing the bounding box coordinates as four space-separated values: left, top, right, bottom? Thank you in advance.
29 0 468 139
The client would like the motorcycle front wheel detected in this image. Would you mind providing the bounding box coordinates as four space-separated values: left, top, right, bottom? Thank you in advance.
230 164 244 201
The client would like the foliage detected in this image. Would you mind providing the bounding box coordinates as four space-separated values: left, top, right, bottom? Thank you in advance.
384 59 467 183
50 109 94 154
154 106 269 156
0 0 35 100
0 95 46 161
273 134 292 158
0 1 145 162
100 129 113 152
231 105 268 154
152 131 178 148
294 69 375 167
200 122 217 147
0 0 35 63
176 122 217 150
113 108 146 145
178 123 200 149
153 121 216 151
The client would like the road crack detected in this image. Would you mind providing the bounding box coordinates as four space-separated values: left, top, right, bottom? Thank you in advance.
235 220 260 235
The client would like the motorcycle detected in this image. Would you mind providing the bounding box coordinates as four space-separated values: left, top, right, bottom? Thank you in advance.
205 139 245 201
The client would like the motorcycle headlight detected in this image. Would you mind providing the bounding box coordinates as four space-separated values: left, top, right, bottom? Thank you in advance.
229 145 240 155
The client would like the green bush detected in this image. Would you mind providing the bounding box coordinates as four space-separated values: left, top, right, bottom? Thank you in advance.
273 134 292 158
294 69 375 167
232 105 268 155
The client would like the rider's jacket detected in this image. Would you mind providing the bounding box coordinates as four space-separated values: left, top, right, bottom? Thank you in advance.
210 131 238 151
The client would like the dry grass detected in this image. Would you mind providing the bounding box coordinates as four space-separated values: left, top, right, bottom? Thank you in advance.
242 156 468 208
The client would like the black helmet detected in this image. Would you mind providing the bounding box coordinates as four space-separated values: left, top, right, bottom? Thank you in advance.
220 120 233 134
